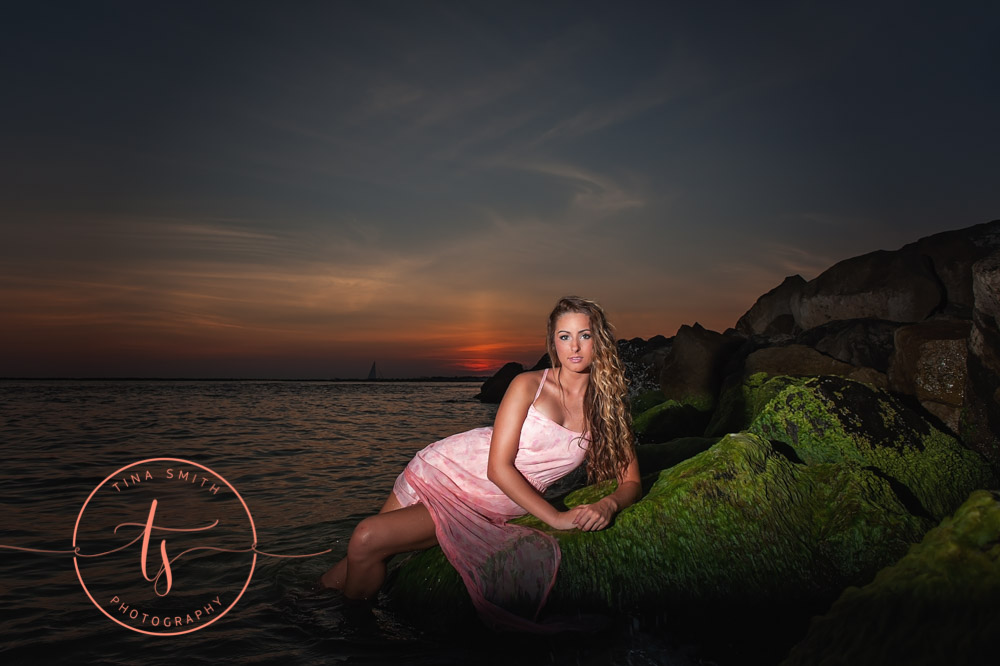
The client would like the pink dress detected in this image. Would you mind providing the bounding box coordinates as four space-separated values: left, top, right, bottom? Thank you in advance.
392 368 589 630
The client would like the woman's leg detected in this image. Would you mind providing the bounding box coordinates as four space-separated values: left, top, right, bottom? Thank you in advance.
341 501 437 600
319 491 435 594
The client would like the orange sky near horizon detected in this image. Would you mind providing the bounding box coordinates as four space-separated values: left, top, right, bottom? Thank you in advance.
0 263 746 378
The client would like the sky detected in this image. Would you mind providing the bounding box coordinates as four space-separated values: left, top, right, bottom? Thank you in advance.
2 0 999 378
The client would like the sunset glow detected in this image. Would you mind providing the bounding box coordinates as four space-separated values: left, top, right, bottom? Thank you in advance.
2 2 998 377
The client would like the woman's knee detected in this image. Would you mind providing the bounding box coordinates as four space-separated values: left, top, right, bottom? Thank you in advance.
347 516 383 561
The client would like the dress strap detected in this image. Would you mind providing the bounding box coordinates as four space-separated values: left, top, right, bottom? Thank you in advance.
532 368 549 404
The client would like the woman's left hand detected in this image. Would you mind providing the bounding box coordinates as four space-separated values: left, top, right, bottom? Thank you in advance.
569 499 616 531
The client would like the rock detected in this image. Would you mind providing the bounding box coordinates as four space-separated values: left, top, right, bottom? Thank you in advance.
619 336 672 398
762 313 798 337
706 372 801 436
742 344 887 389
474 362 524 403
908 219 1000 316
634 436 719 477
386 376 995 623
527 353 551 371
795 318 901 373
783 490 1000 666
632 400 710 444
790 249 944 330
659 324 743 412
388 432 928 620
962 250 1000 471
735 275 807 336
888 320 971 432
748 376 994 520
630 388 666 416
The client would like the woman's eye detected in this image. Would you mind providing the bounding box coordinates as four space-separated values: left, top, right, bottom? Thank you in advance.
559 335 570 341
582 333 591 340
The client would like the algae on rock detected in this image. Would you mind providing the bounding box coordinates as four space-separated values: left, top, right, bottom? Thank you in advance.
387 433 930 618
632 399 709 443
747 375 996 520
542 432 928 614
705 372 799 436
385 375 997 626
783 490 1000 666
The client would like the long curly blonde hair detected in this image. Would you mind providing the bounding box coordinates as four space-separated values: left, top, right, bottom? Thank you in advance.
545 296 634 483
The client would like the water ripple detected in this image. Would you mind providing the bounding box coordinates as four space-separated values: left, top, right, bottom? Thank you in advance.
0 380 511 664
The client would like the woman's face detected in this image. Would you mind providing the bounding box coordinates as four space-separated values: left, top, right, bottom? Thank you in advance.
553 312 594 372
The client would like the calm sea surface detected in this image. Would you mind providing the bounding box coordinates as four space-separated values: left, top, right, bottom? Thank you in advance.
0 381 702 666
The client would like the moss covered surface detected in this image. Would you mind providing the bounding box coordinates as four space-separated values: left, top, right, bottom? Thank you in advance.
706 372 799 436
387 433 930 617
382 545 473 620
542 433 929 614
635 437 719 482
748 375 996 520
783 490 1000 666
385 375 997 626
630 388 667 416
632 399 710 443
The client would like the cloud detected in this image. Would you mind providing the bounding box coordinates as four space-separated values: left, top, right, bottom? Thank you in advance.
501 161 645 215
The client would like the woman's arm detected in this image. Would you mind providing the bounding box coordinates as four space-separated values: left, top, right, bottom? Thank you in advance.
486 372 580 530
569 452 641 532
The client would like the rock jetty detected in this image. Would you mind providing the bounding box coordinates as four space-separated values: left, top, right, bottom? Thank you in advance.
389 220 1000 657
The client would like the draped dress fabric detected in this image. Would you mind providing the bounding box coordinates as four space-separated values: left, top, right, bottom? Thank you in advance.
392 368 589 630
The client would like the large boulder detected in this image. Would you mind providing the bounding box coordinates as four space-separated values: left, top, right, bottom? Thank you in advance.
748 376 993 520
742 344 887 389
962 250 1000 471
659 324 743 412
795 318 901 373
706 372 801 437
631 399 710 443
783 489 1000 666
888 320 971 432
386 376 995 624
736 275 807 337
619 336 672 397
387 432 929 621
474 362 524 403
908 219 1000 315
790 249 944 330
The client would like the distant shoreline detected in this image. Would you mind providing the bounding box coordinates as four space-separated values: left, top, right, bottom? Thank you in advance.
0 376 490 383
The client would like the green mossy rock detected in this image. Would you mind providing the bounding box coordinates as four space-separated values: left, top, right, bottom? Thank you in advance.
385 375 997 625
387 433 929 618
635 436 719 481
632 399 710 443
542 432 928 614
630 388 667 416
747 375 996 520
783 490 1000 666
705 372 799 436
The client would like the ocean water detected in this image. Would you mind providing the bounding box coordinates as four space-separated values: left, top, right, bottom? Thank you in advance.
0 380 704 666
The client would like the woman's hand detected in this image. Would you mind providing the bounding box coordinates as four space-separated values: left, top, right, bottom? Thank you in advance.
568 499 616 531
546 510 584 531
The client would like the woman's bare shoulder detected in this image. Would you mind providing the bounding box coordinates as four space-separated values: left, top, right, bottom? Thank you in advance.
503 369 545 402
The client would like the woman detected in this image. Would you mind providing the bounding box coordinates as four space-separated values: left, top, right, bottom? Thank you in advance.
320 296 641 629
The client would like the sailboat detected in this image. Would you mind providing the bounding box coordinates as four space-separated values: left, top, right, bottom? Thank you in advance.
366 361 384 380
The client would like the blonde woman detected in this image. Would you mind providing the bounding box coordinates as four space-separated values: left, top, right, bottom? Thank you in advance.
320 296 641 629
